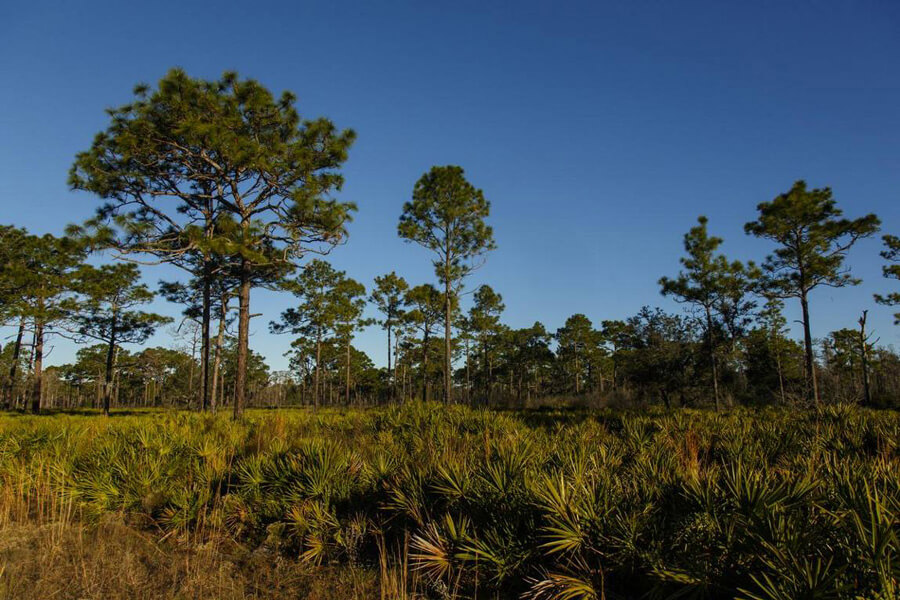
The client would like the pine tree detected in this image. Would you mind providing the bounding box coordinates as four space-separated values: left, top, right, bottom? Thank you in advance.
70 69 356 418
369 272 409 398
874 234 900 325
468 285 505 403
14 234 86 413
404 284 446 402
399 166 495 403
745 181 880 404
660 216 754 410
72 263 171 415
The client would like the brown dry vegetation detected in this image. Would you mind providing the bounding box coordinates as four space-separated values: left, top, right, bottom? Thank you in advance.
0 518 379 600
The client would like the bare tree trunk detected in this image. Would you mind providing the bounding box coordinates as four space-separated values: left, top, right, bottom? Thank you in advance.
465 337 471 406
210 308 227 415
800 292 819 405
859 310 872 407
233 260 251 419
3 319 25 410
706 308 720 412
574 349 580 394
444 279 452 403
200 257 212 412
314 333 322 410
102 325 116 417
393 333 401 402
387 324 392 401
345 337 351 405
31 319 44 414
422 331 429 402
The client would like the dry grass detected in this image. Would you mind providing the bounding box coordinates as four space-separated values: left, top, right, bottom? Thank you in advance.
0 518 378 600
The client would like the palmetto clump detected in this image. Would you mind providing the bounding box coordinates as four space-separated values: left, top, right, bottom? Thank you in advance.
0 403 897 599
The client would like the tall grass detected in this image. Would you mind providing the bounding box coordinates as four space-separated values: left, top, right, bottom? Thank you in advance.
0 404 897 599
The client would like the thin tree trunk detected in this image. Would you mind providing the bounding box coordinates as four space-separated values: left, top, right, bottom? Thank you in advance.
465 337 471 406
314 333 322 410
706 308 720 412
444 279 452 403
859 310 872 407
200 267 211 411
102 324 116 417
210 305 227 415
423 331 429 402
393 333 401 402
799 292 819 405
233 259 251 419
31 319 44 414
345 336 351 405
3 319 25 410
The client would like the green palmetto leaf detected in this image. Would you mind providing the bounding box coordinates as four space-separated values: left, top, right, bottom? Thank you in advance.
524 572 598 600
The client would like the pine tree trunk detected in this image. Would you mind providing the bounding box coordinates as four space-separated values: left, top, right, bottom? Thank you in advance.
345 337 351 405
233 260 251 419
394 333 401 402
859 310 872 407
706 308 721 412
3 319 25 410
31 319 44 414
200 267 211 411
102 324 116 417
799 292 819 405
465 337 471 406
444 279 452 403
423 330 429 402
210 306 227 415
314 333 322 410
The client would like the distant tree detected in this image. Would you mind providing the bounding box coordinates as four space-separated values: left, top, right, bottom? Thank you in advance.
369 272 409 396
744 181 880 404
271 259 349 408
467 284 505 403
399 166 495 402
857 310 875 406
660 217 754 410
601 320 629 392
15 234 86 413
0 226 30 409
332 277 370 405
158 250 244 412
503 322 554 405
619 307 697 408
0 226 29 321
874 234 900 324
404 284 446 402
757 295 790 404
72 263 171 415
70 69 356 418
555 314 598 395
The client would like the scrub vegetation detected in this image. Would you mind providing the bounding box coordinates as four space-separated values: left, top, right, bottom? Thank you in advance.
1 404 898 599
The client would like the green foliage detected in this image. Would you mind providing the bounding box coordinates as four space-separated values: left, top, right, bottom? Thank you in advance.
73 263 170 346
2 405 897 599
399 165 496 402
70 68 357 414
661 216 757 409
745 182 880 298
875 234 900 324
745 181 880 403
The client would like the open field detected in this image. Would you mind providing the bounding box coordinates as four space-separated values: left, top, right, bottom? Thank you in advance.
0 404 898 599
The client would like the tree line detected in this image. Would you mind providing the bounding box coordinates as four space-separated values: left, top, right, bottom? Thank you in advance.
1 69 899 414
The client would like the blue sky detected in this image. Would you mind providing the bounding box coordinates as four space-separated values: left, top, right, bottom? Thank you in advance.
2 1 899 370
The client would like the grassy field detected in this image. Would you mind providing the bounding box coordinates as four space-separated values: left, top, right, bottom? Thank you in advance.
0 404 898 599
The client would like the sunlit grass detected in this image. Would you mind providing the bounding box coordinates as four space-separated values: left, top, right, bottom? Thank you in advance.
0 404 897 599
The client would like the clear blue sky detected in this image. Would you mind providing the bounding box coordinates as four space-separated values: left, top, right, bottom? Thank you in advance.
2 1 899 370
